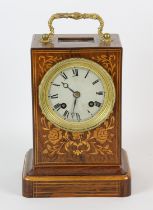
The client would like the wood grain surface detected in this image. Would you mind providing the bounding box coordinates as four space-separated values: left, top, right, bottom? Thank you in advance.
31 34 122 175
22 34 131 197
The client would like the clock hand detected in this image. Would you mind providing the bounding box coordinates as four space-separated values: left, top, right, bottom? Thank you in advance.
71 97 81 122
72 97 77 113
61 82 75 93
61 82 81 100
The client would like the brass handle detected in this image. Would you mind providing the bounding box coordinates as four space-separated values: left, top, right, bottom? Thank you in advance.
41 12 111 44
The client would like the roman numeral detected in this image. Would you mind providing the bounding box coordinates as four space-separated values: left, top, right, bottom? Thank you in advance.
76 113 81 121
96 91 103 95
71 112 75 119
54 103 61 111
71 112 81 121
94 101 101 107
92 79 99 85
72 68 78 76
49 94 58 99
60 72 68 80
52 83 60 87
84 70 89 78
87 110 93 117
63 110 69 119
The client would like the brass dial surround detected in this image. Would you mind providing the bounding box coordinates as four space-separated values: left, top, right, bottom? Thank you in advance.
39 58 115 132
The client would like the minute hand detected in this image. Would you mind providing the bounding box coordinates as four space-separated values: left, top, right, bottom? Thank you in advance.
72 98 77 113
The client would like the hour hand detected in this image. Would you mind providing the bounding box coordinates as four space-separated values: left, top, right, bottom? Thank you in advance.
61 82 68 88
61 82 75 93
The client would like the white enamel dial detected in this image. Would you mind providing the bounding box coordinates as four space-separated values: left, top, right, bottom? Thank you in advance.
48 67 105 122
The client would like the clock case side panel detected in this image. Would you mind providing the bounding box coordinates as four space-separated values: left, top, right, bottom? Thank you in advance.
31 49 38 167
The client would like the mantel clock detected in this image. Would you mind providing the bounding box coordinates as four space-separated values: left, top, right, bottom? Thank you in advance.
22 12 131 197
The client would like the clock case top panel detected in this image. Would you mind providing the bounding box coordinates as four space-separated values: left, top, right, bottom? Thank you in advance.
31 34 122 174
31 34 122 49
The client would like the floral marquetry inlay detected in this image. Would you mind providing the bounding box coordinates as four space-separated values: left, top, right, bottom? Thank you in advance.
92 54 116 78
38 55 63 78
41 115 115 162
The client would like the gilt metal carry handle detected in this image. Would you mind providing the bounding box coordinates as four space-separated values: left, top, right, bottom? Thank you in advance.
41 12 111 44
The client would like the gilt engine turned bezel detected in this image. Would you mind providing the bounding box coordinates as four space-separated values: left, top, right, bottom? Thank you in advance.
39 58 116 132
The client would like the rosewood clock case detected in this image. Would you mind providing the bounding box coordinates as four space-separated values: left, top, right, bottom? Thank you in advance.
22 33 131 197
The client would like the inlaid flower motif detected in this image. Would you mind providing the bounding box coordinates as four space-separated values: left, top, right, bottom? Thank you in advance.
41 115 114 158
48 128 62 145
72 132 83 140
93 127 108 144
